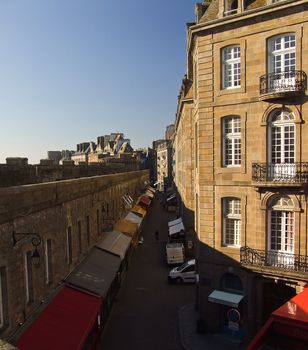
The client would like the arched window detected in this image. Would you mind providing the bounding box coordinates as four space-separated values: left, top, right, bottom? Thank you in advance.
222 197 241 247
268 109 295 180
221 45 241 89
268 196 295 266
222 116 241 167
221 273 243 294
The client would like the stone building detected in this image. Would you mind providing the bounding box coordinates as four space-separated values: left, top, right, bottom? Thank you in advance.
165 124 175 141
0 170 148 340
156 140 173 191
173 0 308 342
71 142 91 165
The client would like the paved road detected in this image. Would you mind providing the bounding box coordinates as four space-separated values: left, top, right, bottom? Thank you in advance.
99 193 195 350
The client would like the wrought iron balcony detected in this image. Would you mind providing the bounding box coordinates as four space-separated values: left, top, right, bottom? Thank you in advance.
240 246 308 273
252 162 308 185
260 70 307 101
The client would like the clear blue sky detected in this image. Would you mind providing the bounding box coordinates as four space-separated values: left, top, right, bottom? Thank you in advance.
0 0 196 164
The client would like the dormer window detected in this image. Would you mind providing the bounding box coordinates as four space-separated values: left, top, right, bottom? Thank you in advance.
224 0 238 16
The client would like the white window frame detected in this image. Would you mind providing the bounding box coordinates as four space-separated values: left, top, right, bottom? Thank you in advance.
267 196 295 266
269 110 295 164
223 116 241 167
222 198 241 247
222 45 241 89
268 33 296 74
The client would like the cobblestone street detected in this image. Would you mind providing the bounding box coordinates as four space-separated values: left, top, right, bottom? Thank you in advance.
99 193 195 350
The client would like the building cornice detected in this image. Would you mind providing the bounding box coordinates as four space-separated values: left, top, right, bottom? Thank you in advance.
187 0 307 54
175 97 194 131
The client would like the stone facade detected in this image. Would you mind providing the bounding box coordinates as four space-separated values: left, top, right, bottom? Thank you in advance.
0 170 148 340
174 0 308 342
156 140 173 191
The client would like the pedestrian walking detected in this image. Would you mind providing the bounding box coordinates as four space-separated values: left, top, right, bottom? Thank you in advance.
155 230 159 242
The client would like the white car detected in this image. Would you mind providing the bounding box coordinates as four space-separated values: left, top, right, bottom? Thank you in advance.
168 259 196 284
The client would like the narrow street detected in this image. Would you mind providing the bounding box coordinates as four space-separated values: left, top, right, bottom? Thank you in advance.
99 193 195 350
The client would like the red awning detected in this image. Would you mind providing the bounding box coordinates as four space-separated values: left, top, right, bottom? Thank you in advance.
247 288 308 350
16 286 102 350
138 195 151 206
273 287 308 323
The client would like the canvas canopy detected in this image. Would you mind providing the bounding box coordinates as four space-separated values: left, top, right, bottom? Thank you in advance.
145 190 154 198
114 219 139 238
138 195 151 207
168 217 183 227
125 212 143 227
247 288 308 350
131 204 147 218
16 286 101 350
96 231 132 260
208 290 244 308
169 222 185 236
66 247 121 297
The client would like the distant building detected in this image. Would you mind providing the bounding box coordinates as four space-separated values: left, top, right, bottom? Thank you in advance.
71 142 90 165
47 151 62 165
156 140 172 191
165 124 175 141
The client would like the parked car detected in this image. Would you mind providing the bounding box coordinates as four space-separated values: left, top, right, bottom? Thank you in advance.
168 259 196 284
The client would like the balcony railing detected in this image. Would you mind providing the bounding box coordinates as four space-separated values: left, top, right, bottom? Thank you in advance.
252 162 308 184
260 70 307 99
240 246 308 273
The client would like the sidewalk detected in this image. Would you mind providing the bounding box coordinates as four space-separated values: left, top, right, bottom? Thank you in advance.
178 304 245 350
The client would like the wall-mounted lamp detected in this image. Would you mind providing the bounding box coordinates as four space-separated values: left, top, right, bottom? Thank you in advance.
12 231 42 267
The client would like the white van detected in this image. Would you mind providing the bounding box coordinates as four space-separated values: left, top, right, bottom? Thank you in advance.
168 259 196 283
165 242 185 265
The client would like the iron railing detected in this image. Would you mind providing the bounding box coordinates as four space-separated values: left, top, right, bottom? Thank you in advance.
252 162 308 183
260 70 307 96
240 246 308 273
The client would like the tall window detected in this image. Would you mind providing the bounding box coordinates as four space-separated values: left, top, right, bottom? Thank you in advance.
25 251 34 303
223 116 241 166
223 198 241 247
45 239 53 285
222 45 241 89
268 34 295 74
268 196 295 266
67 226 72 265
268 109 295 180
268 34 296 92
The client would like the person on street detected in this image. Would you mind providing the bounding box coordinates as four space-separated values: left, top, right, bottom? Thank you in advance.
155 230 159 242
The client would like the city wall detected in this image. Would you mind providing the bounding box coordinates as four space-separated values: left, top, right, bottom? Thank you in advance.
0 170 148 339
0 161 140 188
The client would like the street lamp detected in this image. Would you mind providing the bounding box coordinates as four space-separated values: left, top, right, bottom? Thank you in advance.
12 231 42 267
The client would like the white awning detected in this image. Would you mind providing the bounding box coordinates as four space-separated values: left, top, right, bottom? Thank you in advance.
168 217 183 227
208 290 244 308
125 212 143 227
145 190 154 198
166 194 176 202
122 196 131 206
169 222 185 236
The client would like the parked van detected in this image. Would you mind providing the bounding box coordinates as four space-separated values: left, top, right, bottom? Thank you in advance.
165 242 185 265
168 259 196 284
